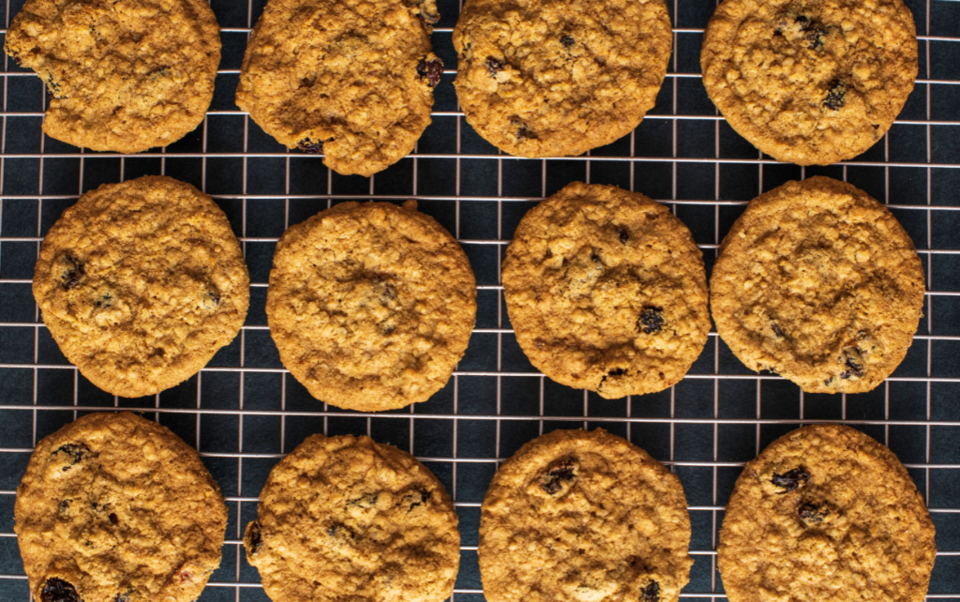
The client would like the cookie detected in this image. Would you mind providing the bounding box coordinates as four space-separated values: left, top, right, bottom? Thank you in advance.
479 428 693 602
243 433 459 602
5 0 220 154
710 176 924 393
33 175 250 398
502 182 710 398
15 412 228 602
701 0 917 165
719 424 936 602
266 200 475 412
236 0 441 177
453 0 672 157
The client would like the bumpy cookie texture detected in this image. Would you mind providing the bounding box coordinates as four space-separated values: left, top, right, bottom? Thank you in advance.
243 434 460 602
710 176 924 393
453 0 672 157
701 0 917 165
266 201 476 412
719 424 936 602
15 412 228 602
33 175 250 397
4 0 220 154
237 0 440 177
502 182 710 398
479 429 693 602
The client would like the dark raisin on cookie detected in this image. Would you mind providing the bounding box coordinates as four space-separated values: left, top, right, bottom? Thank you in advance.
641 581 660 602
94 293 113 309
485 57 504 77
41 578 81 602
638 307 664 334
619 229 629 244
248 521 263 555
404 489 430 511
560 35 575 49
799 502 828 525
52 443 89 470
771 323 784 338
59 255 82 290
840 345 865 379
109 512 119 525
823 80 846 110
114 593 131 602
540 459 578 494
771 467 809 493
58 500 70 517
511 117 535 140
416 57 443 88
298 138 323 154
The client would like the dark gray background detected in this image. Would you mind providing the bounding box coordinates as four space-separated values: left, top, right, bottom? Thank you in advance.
1 0 959 600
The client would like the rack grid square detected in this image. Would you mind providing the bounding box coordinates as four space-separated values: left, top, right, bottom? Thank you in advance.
1 0 960 600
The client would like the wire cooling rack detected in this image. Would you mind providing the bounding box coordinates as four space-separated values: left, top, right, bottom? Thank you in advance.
2 0 960 600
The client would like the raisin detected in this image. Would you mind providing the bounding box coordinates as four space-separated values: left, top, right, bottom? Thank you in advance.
94 293 113 309
540 459 577 494
771 468 809 493
416 57 443 88
560 35 575 49
41 578 80 602
641 581 660 602
248 521 263 555
799 502 828 525
416 0 440 24
348 493 378 508
58 500 70 517
405 489 430 511
485 57 503 77
772 323 784 338
511 117 535 140
109 513 119 525
638 307 664 334
60 255 82 290
823 80 846 110
113 594 129 602
53 444 88 470
619 229 629 244
298 138 323 154
840 345 865 379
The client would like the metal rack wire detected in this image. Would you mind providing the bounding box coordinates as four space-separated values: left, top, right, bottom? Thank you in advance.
1 0 960 600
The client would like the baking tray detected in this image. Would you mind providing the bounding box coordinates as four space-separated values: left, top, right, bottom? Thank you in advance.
2 0 960 600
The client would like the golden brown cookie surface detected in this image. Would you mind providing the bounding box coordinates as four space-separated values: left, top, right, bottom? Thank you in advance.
701 0 917 165
237 0 441 177
15 412 227 602
243 433 460 602
33 175 250 397
719 424 936 602
479 428 693 602
266 201 476 412
453 0 672 157
4 0 220 153
710 176 924 393
502 182 710 398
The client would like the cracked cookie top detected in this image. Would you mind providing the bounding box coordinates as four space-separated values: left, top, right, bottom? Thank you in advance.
236 0 441 176
479 428 693 602
719 424 935 602
4 0 220 153
502 182 710 398
453 0 672 157
710 176 924 393
243 433 459 602
701 0 918 165
33 176 249 397
15 412 227 602
266 201 476 412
